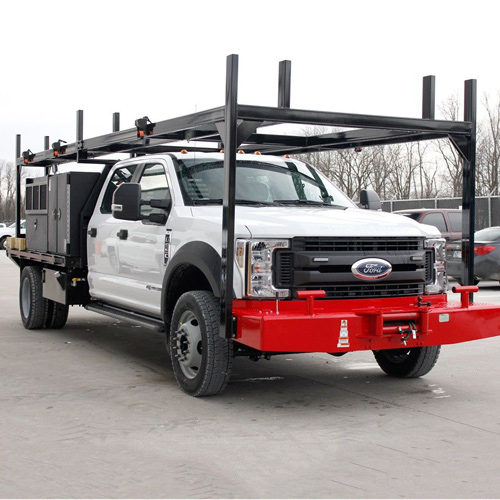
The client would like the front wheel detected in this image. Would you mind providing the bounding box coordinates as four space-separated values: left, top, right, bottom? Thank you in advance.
170 291 232 396
373 346 441 378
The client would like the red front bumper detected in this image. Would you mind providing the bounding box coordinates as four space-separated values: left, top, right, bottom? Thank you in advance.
232 287 500 353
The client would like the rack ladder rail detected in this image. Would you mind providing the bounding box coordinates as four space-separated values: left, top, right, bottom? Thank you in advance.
14 54 478 339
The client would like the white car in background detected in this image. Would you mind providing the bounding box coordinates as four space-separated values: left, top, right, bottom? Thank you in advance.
0 220 26 250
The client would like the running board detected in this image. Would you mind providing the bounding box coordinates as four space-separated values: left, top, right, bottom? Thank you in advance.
85 302 165 332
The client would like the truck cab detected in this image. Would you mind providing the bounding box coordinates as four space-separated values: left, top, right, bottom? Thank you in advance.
87 152 444 322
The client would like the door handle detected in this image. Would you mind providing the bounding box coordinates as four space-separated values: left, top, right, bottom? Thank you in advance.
117 229 128 240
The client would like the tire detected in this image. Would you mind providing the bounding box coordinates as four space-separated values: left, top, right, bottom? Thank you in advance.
19 266 47 329
373 346 441 378
170 291 233 396
45 300 69 329
458 278 480 286
0 236 7 250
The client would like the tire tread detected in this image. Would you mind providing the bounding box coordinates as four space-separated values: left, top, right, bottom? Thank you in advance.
20 266 47 330
171 291 232 397
373 345 441 378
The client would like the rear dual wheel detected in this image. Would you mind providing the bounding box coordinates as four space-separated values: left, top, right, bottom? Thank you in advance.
20 266 69 330
20 266 46 329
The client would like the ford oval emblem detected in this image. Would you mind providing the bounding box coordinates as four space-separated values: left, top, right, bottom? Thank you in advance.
351 258 392 280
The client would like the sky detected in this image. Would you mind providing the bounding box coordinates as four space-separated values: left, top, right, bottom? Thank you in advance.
1 0 499 164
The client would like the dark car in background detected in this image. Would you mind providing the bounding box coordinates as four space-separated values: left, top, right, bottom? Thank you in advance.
446 226 500 285
393 208 462 242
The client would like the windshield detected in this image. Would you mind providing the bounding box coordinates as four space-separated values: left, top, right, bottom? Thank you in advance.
175 158 356 208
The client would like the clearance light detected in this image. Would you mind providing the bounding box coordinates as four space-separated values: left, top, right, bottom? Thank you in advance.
180 149 188 154
254 151 262 155
238 150 245 154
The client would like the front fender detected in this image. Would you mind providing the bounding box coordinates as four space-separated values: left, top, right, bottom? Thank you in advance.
161 241 222 319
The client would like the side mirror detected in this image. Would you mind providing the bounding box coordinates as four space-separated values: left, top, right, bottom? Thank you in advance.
359 189 381 211
112 183 142 220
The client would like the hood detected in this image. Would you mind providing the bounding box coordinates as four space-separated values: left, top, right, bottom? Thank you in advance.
191 206 441 239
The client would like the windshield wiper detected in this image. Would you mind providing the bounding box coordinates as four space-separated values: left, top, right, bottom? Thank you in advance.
274 199 347 209
192 198 272 206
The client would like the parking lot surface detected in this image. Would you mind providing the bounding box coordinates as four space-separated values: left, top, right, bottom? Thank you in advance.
1 251 500 499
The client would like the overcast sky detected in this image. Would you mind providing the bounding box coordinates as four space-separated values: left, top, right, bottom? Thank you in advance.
1 0 499 163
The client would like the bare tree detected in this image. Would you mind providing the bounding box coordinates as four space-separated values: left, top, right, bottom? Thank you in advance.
4 161 16 222
0 160 16 222
434 95 464 197
477 93 500 195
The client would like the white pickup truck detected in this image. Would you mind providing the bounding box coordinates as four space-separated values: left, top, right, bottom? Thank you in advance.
9 149 498 396
8 54 500 396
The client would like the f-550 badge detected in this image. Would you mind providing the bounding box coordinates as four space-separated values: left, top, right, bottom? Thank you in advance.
351 258 392 280
164 230 172 265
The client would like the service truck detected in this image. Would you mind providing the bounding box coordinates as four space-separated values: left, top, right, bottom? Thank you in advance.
7 55 500 396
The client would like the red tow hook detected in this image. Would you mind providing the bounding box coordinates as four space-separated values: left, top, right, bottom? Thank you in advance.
452 285 479 308
297 290 326 316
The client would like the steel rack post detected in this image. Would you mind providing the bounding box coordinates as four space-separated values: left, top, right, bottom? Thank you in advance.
44 136 50 175
15 134 21 237
76 110 84 162
461 79 477 288
220 54 239 338
278 60 291 108
113 112 120 132
422 76 435 119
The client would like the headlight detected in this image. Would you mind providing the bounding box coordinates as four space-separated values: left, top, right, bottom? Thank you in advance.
236 239 290 298
425 238 447 294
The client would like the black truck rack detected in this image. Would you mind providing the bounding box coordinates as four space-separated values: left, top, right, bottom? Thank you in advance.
13 54 478 337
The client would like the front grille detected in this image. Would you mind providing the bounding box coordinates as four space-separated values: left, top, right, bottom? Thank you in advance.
277 252 293 287
295 237 423 253
275 237 433 300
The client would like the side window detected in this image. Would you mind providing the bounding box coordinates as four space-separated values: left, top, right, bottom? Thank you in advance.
422 213 447 233
448 212 462 232
101 164 138 213
138 163 170 217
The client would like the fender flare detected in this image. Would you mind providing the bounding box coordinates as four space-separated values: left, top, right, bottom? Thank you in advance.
161 241 222 318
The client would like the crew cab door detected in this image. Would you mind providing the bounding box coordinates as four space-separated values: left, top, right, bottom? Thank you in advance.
87 160 171 317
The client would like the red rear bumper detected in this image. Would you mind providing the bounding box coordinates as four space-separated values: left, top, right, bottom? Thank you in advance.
232 287 500 352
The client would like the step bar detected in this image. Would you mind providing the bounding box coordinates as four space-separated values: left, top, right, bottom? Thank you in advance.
85 301 165 332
